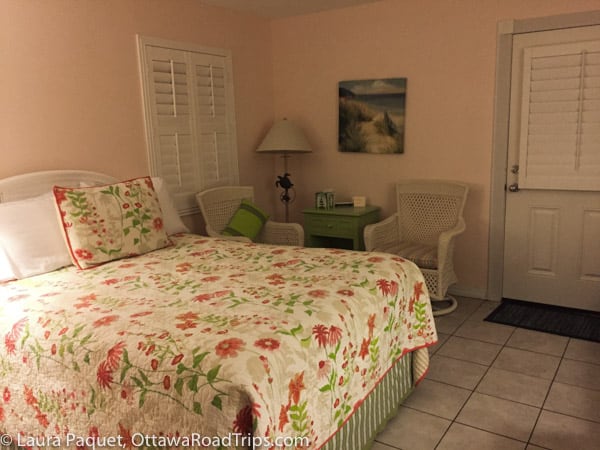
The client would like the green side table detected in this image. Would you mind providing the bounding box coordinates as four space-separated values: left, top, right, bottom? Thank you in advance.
303 206 380 250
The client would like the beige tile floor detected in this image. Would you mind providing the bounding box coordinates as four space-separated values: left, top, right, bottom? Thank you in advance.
372 297 600 450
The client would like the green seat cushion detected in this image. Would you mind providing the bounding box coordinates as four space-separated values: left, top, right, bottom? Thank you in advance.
222 199 269 240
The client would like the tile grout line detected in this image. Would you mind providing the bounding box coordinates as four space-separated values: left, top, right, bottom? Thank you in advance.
450 321 528 445
403 300 483 449
431 302 483 448
432 302 526 449
524 335 571 447
375 299 599 450
371 301 483 449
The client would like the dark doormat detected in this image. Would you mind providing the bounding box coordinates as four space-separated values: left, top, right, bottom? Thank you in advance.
485 298 600 343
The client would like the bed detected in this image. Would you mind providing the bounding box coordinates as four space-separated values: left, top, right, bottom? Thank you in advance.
0 170 437 450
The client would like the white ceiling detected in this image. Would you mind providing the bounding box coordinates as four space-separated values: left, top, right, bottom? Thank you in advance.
198 0 383 18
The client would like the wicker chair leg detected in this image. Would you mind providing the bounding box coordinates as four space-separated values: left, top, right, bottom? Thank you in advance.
431 295 458 316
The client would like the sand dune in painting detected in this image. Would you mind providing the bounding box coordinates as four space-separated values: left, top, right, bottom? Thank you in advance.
338 78 406 154
339 96 404 154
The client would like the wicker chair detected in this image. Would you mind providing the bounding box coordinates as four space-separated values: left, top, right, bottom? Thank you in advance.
364 180 468 316
196 186 304 246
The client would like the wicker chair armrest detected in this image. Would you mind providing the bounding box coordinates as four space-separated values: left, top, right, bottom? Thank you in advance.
364 214 400 252
259 221 304 246
437 217 466 270
439 217 466 242
205 225 252 243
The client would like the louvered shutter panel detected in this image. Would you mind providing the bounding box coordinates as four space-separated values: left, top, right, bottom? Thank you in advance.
145 46 200 213
139 38 239 215
192 54 238 188
518 40 600 191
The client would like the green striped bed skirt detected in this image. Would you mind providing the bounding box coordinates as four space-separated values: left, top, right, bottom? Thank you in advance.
322 351 414 450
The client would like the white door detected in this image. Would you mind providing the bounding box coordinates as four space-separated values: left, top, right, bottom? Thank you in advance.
503 26 600 312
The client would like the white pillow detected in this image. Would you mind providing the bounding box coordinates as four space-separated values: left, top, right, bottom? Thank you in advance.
0 244 16 282
151 177 190 235
0 193 72 278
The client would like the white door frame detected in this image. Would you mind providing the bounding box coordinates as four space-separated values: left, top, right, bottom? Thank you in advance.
487 10 600 301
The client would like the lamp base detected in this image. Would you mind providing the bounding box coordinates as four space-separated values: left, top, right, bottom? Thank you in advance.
275 154 296 222
278 186 296 222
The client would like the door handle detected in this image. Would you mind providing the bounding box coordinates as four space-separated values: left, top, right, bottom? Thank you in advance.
508 183 520 192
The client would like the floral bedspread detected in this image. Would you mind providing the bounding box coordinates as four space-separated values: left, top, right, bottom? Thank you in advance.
0 234 437 449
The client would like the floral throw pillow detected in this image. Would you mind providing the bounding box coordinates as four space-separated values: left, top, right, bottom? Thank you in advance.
54 177 171 269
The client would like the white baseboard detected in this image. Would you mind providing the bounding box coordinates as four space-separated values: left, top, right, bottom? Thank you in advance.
448 285 490 301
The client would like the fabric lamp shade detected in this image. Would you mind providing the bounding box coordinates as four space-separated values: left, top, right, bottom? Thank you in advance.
256 119 312 154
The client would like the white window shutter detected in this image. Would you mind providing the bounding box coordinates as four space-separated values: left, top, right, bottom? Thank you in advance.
192 54 238 188
518 40 600 191
138 37 239 215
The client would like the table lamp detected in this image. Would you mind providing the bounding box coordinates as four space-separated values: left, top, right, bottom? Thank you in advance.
256 119 312 222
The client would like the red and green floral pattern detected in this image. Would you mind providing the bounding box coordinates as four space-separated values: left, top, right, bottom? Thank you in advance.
53 177 171 269
0 234 437 449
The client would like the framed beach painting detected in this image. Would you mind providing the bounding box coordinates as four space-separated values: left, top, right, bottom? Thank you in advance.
338 78 406 154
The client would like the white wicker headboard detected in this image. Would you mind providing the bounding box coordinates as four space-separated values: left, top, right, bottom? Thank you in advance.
0 170 118 203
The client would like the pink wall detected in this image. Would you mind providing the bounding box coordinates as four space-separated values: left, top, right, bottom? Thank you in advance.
2 0 599 297
269 0 600 297
1 0 275 208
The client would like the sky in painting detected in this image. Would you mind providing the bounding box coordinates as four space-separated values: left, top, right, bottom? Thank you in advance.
341 78 406 95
